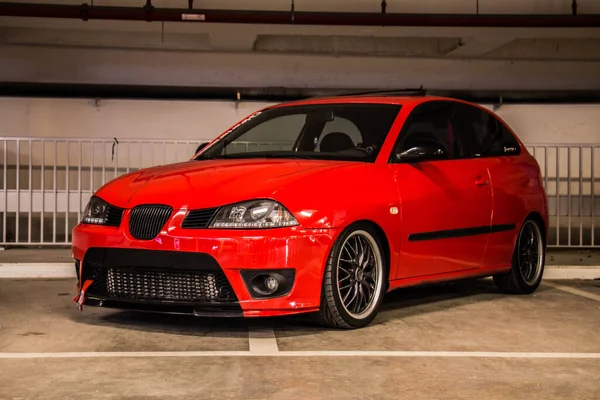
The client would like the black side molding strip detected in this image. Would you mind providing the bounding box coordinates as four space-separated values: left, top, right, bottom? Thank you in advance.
490 224 518 234
408 224 516 242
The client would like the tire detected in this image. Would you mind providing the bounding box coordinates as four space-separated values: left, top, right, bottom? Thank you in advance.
314 223 388 329
493 218 545 294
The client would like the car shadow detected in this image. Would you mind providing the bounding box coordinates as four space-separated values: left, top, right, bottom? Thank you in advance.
63 277 553 339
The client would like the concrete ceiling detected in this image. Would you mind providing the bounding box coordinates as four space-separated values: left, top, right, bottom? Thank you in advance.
2 0 600 60
0 0 599 91
1 16 600 60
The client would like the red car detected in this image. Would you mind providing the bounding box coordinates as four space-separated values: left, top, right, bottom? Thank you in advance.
71 93 548 329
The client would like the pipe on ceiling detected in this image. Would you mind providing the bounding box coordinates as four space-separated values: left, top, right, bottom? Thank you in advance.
0 2 599 27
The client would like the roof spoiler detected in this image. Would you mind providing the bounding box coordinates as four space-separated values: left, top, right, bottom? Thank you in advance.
308 86 427 99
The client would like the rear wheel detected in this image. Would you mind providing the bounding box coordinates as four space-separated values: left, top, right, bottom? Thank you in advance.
315 223 387 329
493 218 545 294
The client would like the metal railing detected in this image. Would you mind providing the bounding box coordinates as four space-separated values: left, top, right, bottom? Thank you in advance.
1 137 598 248
525 144 599 248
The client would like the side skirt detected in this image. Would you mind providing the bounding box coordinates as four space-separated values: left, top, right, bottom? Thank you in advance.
386 264 511 292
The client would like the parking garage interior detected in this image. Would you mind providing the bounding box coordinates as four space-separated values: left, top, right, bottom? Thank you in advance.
1 1 600 399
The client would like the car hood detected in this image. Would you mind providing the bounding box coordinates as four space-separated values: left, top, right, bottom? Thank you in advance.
95 158 355 209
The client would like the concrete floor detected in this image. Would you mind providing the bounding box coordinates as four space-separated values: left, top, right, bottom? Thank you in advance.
0 278 599 399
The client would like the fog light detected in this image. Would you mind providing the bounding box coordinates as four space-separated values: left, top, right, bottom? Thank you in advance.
240 268 296 299
264 275 279 292
251 273 280 296
241 269 295 299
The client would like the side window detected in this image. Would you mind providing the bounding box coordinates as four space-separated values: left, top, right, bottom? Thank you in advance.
457 104 520 157
225 114 304 154
393 101 466 162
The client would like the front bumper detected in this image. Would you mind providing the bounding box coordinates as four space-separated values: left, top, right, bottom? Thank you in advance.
72 223 340 317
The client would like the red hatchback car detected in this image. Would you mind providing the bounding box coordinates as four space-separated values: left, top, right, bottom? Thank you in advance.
71 94 549 329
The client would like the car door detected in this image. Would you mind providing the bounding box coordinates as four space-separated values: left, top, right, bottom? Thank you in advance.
453 102 527 269
390 100 493 279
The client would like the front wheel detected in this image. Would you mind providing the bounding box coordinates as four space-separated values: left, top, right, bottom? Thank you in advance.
315 223 387 329
493 218 545 294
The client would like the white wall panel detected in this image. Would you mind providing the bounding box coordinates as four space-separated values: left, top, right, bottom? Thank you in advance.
0 97 274 141
1 97 598 145
494 105 600 144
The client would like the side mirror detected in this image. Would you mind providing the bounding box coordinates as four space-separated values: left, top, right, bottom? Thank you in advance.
396 143 446 163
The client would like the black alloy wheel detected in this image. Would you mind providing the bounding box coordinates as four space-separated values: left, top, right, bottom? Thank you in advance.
493 218 546 294
315 222 387 329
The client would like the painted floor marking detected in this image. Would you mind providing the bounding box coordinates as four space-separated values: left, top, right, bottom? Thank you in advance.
248 328 279 354
0 263 74 278
1 351 599 359
545 281 600 302
543 267 600 280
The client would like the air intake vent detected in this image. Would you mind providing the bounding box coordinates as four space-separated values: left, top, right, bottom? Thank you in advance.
181 207 219 229
84 265 237 304
105 204 124 227
128 205 172 240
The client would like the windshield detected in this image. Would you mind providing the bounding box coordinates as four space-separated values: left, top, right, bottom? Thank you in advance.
197 103 402 162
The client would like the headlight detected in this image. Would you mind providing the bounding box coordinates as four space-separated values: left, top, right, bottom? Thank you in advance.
81 196 109 225
209 200 298 229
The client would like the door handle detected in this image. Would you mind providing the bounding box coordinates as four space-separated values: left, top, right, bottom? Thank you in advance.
475 176 490 186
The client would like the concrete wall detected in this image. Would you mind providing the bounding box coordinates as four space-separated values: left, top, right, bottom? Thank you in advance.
0 97 269 142
1 97 599 194
1 97 599 144
1 97 599 246
1 0 600 245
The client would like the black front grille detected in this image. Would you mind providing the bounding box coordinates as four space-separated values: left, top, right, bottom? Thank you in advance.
128 205 173 240
105 205 124 227
181 207 219 229
84 266 237 303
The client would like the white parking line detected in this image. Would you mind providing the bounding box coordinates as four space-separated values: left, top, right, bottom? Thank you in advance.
545 281 600 302
0 263 74 278
543 267 600 280
1 350 599 359
248 328 279 354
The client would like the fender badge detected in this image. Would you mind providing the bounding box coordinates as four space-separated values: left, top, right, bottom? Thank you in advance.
390 207 398 215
